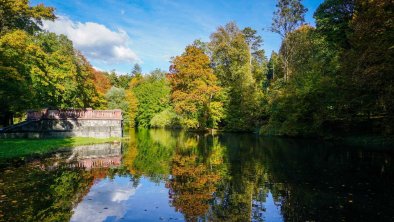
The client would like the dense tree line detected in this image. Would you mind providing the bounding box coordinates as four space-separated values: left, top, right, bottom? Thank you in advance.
1 0 392 137
262 0 393 137
154 0 393 137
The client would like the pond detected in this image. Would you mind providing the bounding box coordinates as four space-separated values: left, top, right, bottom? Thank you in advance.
0 129 393 221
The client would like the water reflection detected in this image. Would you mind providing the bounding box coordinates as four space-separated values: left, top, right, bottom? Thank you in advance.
70 143 122 169
0 130 393 221
166 135 224 221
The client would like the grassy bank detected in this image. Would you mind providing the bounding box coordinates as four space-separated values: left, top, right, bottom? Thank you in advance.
0 137 121 160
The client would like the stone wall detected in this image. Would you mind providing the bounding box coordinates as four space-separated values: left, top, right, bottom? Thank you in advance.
0 118 122 139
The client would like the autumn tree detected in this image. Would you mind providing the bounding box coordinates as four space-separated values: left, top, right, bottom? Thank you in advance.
126 90 138 128
92 70 111 95
0 0 56 125
0 0 55 34
170 46 224 130
167 135 224 221
0 30 33 125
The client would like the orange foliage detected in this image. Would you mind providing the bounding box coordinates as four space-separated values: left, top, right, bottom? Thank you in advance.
167 153 221 221
123 132 139 174
92 69 111 94
169 46 223 129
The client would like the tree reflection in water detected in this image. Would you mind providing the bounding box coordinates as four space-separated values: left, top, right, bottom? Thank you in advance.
166 135 224 221
0 157 94 221
1 130 393 221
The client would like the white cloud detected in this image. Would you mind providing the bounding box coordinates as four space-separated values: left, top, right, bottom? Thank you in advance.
42 16 140 64
71 178 140 222
111 185 138 202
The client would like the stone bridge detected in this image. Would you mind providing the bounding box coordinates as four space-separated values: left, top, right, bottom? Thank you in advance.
0 108 122 139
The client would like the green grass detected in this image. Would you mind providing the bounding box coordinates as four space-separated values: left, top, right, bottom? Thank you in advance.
0 137 121 160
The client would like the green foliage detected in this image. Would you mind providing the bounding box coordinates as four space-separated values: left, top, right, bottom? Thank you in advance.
43 171 92 221
0 0 56 34
271 0 308 38
150 108 180 128
271 0 308 81
0 19 103 125
0 65 28 115
266 51 283 82
123 129 176 180
262 26 339 136
314 0 355 49
105 86 131 125
131 63 142 76
340 0 394 134
33 32 101 108
105 86 128 109
132 69 171 128
0 0 103 125
0 158 93 222
0 30 41 117
242 27 268 88
106 71 133 89
0 0 391 136
126 90 138 128
209 22 263 131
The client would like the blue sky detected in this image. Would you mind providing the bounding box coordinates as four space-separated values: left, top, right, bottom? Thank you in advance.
31 0 323 74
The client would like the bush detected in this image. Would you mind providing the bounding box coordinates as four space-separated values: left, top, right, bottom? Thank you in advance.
150 109 181 128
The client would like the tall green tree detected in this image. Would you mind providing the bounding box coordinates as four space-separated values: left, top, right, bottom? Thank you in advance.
0 0 55 125
131 63 142 76
271 0 307 80
242 27 268 88
314 0 355 49
209 22 262 131
267 51 282 81
262 25 339 136
33 32 101 109
271 0 308 38
132 69 172 128
0 30 33 125
170 46 224 129
0 30 102 125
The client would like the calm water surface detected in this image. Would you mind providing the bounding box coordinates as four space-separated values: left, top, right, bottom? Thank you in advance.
0 129 393 221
